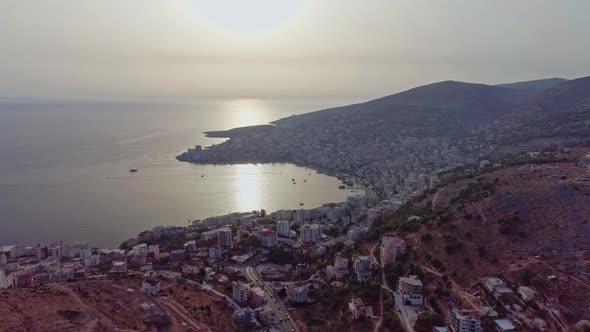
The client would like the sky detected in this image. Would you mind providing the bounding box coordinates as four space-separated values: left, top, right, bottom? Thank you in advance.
1 0 589 100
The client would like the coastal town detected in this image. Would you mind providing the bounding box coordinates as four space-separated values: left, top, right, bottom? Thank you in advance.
3 146 583 332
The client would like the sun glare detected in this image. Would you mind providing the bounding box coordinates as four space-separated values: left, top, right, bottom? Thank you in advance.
191 0 303 38
223 98 272 128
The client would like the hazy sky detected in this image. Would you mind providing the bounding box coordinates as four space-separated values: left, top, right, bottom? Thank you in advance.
1 0 589 100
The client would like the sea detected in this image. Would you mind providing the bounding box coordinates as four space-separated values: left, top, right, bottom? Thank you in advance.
0 97 364 248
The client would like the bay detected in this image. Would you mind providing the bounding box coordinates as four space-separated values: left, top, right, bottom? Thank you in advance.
0 97 364 248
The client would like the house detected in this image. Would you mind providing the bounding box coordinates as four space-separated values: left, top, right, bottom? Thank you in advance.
287 285 308 304
170 249 185 262
494 319 516 332
142 278 161 296
110 261 127 274
451 309 482 332
353 255 372 282
0 268 14 289
398 275 423 306
217 227 233 248
433 327 448 332
348 297 375 320
482 277 513 300
233 307 255 322
380 236 405 264
326 255 349 280
517 286 536 302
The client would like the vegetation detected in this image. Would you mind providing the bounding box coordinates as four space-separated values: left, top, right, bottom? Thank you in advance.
414 312 444 332
497 213 520 234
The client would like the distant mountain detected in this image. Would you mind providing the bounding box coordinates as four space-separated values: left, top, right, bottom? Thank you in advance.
273 79 542 128
495 77 568 94
525 76 590 110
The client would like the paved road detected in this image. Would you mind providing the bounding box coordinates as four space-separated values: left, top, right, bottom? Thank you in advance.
245 266 299 332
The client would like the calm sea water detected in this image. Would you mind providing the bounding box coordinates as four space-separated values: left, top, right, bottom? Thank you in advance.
0 97 364 248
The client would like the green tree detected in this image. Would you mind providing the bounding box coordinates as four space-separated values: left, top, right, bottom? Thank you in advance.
414 312 444 332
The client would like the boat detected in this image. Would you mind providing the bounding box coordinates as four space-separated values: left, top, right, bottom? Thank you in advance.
129 169 138 173
303 180 307 182
201 175 204 177
299 203 304 206
338 185 346 189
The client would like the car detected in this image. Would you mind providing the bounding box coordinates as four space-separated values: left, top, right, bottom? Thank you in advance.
286 315 290 319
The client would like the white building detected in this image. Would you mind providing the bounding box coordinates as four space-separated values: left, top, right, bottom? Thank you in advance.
300 224 322 243
451 309 482 332
353 256 372 282
277 220 291 238
380 236 405 264
287 285 309 304
398 275 423 306
256 230 278 248
0 268 14 289
142 278 161 296
232 282 250 303
209 245 222 259
184 240 197 253
110 261 127 274
132 243 148 257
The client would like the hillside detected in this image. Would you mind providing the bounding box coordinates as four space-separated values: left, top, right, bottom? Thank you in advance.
394 148 590 326
272 80 534 128
495 78 568 94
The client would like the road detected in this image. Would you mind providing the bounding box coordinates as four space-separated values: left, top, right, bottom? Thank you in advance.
371 241 416 332
245 266 299 332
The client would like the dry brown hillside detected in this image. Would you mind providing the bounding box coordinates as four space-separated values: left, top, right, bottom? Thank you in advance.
402 149 590 326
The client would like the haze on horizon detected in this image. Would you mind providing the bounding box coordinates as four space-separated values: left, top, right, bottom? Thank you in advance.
1 0 589 101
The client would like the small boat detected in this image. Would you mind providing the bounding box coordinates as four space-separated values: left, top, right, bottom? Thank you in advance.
338 185 346 189
129 169 138 173
299 203 304 206
291 178 295 181
201 175 204 177
303 180 307 182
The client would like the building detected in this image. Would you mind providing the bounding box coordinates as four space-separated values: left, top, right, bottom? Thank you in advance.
0 268 14 289
201 229 219 241
300 224 322 243
349 298 367 320
347 226 367 241
147 245 160 261
184 240 197 253
494 319 516 332
398 275 424 306
517 286 536 302
249 286 266 308
142 278 161 296
209 245 222 259
326 255 349 280
257 229 278 248
110 261 127 274
381 236 405 264
233 307 254 323
433 327 448 332
353 256 372 282
277 220 291 237
287 285 309 304
217 227 233 248
451 309 482 332
482 277 513 300
232 282 250 303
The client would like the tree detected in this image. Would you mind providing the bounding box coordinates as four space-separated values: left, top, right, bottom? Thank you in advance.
414 312 444 332
269 247 291 265
278 287 287 299
242 235 261 248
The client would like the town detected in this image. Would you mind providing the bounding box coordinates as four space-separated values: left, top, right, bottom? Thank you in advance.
2 167 572 332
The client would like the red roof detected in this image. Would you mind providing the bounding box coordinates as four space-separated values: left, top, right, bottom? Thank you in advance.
259 230 276 236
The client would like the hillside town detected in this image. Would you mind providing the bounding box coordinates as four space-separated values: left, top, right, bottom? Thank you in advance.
4 147 584 332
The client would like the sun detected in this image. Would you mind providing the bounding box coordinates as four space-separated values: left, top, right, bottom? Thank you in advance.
191 0 303 38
